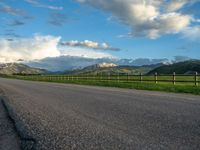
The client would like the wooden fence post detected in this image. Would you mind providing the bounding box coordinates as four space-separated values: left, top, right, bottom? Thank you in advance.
173 72 176 85
118 72 120 83
64 76 67 81
99 73 101 81
108 73 111 82
140 73 142 82
155 72 158 84
195 72 198 86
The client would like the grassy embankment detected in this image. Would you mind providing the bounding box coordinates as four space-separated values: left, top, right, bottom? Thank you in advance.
3 74 200 95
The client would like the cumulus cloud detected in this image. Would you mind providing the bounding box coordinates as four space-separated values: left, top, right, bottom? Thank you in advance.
61 40 120 51
0 35 115 63
76 0 198 39
0 35 61 63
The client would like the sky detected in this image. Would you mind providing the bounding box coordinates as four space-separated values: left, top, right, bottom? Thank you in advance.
0 0 200 63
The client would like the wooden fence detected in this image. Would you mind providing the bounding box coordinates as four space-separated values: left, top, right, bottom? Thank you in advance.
14 72 200 86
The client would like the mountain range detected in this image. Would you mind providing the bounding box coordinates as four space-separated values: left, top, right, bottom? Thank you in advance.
0 59 200 76
24 56 170 72
65 63 162 75
0 63 47 75
148 60 200 75
24 56 192 72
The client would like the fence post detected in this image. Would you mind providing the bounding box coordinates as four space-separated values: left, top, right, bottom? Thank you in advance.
108 73 111 82
118 72 120 83
140 73 142 82
195 72 198 86
100 72 101 81
155 72 158 84
173 72 176 85
64 76 66 81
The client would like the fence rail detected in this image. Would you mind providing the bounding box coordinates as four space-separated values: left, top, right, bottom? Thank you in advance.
12 72 200 86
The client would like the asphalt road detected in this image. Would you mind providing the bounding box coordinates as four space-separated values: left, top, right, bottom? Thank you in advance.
0 78 200 150
0 98 21 150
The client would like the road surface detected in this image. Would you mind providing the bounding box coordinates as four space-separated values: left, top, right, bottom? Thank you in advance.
0 78 200 150
0 97 21 150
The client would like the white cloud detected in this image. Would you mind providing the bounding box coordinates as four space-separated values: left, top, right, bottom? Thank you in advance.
25 0 63 10
165 0 188 12
0 35 61 63
61 40 120 51
60 47 114 59
182 26 200 41
0 35 115 63
76 0 197 39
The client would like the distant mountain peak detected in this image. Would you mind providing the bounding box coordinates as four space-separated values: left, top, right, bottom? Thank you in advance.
96 63 118 68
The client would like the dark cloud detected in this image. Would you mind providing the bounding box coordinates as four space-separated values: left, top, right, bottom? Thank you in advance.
8 20 25 26
17 59 24 62
176 46 187 50
6 38 14 41
48 12 68 26
4 29 14 32
4 32 21 38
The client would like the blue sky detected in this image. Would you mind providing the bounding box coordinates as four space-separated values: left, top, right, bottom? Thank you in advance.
0 0 200 63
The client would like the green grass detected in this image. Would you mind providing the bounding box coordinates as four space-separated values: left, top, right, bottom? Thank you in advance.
2 75 200 95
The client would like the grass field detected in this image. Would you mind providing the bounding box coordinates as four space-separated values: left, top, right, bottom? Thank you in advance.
2 74 200 95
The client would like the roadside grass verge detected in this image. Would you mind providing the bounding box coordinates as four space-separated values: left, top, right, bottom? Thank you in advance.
56 80 200 95
4 75 200 95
